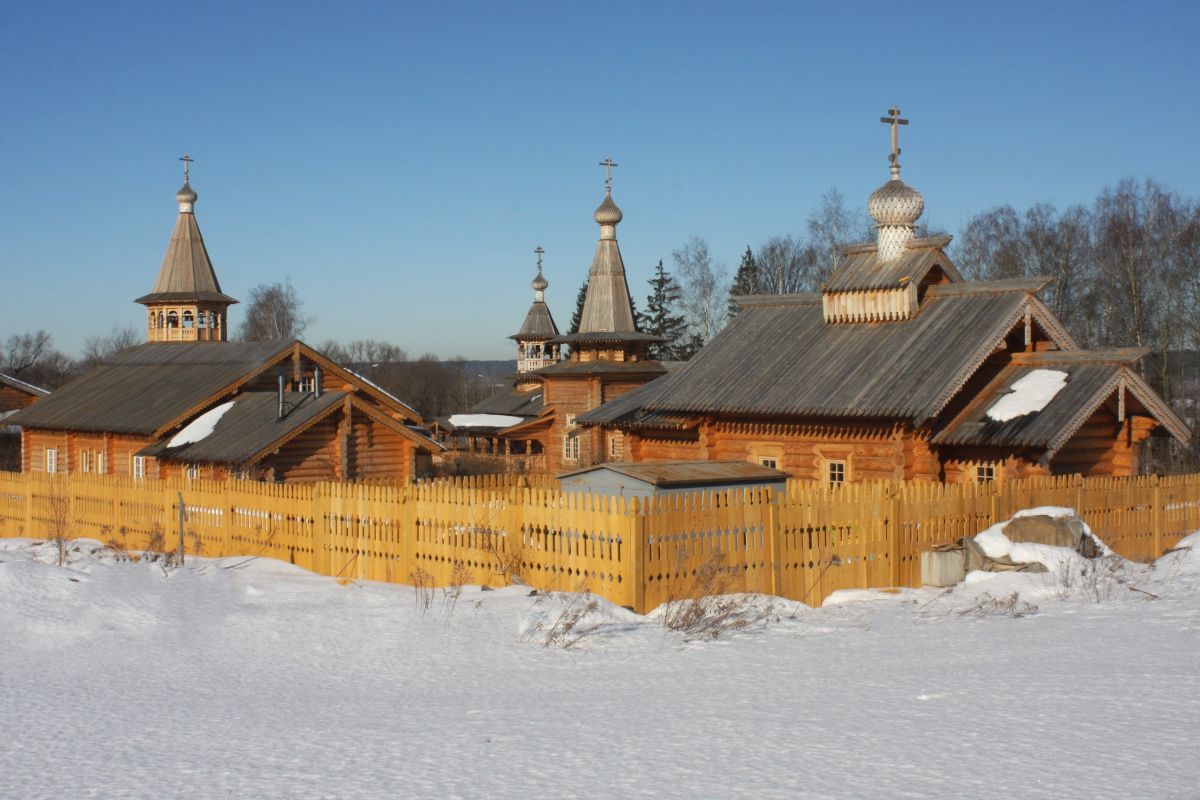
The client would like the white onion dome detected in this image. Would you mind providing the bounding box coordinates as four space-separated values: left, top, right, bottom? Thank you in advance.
594 193 623 226
868 178 923 227
531 268 548 292
176 181 198 205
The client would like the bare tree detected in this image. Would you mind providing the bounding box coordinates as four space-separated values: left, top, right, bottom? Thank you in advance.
1 331 76 389
4 331 53 377
673 236 729 346
807 188 871 278
81 324 139 366
754 235 821 294
237 281 312 341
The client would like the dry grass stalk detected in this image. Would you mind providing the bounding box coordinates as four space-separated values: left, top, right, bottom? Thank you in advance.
410 567 434 617
958 591 1038 618
440 561 472 619
660 549 770 640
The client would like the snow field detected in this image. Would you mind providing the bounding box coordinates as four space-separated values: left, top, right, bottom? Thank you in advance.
2 533 1199 799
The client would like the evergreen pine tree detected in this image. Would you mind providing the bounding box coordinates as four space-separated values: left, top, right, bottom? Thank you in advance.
638 260 689 360
568 279 588 335
728 245 758 319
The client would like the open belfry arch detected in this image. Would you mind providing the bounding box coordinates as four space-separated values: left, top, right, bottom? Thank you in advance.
578 109 1190 481
135 155 238 343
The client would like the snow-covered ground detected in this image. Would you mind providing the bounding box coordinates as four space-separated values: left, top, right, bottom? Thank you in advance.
3 530 1199 799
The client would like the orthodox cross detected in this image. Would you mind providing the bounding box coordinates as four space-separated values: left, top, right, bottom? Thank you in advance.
879 106 908 172
180 153 194 182
598 157 618 192
534 245 544 271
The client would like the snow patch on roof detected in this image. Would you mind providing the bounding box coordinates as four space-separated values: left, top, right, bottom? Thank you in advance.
448 413 526 429
167 401 236 447
986 369 1069 422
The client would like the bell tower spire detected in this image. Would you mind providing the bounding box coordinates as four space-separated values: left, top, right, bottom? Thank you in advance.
135 157 238 342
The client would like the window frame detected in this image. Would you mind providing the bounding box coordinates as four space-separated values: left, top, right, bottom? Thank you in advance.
827 459 847 485
975 463 997 484
131 455 146 480
45 448 58 474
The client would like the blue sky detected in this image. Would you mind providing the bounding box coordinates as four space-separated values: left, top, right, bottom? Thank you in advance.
2 0 1197 359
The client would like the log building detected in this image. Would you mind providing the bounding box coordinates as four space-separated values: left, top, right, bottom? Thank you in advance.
8 165 438 483
578 111 1190 482
495 163 669 472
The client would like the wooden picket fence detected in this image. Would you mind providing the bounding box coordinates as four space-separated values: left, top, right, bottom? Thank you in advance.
2 470 1198 612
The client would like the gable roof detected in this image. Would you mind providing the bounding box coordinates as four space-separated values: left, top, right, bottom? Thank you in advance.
6 340 422 436
823 235 962 293
601 281 1073 425
468 386 544 418
138 390 440 465
934 350 1191 454
138 390 345 463
6 341 291 435
0 372 50 397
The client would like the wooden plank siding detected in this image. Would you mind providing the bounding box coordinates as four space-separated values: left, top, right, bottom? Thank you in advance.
2 470 1197 613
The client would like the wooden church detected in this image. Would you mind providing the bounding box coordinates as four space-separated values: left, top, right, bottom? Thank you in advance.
577 111 1190 482
486 162 671 472
8 162 440 483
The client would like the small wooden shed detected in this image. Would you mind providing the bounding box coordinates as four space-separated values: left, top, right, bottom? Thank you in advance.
558 459 789 498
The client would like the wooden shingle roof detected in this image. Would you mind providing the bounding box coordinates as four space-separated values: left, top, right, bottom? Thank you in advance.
135 195 237 306
6 341 291 435
934 350 1191 452
602 282 1072 425
823 235 961 293
138 391 346 463
511 301 559 340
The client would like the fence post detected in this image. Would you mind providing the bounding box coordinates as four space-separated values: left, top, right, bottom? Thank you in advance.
889 484 902 588
767 489 782 597
629 497 645 614
311 483 331 576
24 472 35 537
1152 475 1162 557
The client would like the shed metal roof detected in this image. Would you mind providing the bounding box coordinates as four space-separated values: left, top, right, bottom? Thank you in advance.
558 459 789 487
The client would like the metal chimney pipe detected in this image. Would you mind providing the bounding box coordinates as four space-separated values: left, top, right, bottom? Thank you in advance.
277 373 285 420
314 365 322 398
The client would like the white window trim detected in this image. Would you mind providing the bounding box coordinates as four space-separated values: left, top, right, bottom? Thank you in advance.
186 463 200 481
827 459 847 485
132 455 146 480
96 452 106 475
79 449 90 474
45 448 58 474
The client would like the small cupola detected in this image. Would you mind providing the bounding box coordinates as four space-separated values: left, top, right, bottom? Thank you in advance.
820 108 958 323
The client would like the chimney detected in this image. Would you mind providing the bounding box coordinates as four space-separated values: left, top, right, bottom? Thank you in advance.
314 365 322 398
277 373 285 420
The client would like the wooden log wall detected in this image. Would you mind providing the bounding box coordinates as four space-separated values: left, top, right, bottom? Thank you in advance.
2 471 1197 613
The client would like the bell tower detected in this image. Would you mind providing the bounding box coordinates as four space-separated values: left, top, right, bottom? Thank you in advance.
135 155 238 342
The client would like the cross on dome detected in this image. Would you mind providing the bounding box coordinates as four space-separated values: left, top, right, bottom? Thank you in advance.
879 106 908 178
598 158 618 193
179 153 194 182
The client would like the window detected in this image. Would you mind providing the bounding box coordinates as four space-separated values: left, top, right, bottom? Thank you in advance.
563 433 580 463
79 449 90 474
827 459 846 485
758 457 778 469
298 377 315 393
975 464 997 484
608 434 620 460
132 455 146 480
182 310 194 328
45 448 57 474
167 311 179 328
186 463 200 480
97 452 106 475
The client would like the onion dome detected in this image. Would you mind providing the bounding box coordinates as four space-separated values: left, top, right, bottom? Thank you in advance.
594 193 623 226
868 178 923 227
176 181 198 206
531 267 548 292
